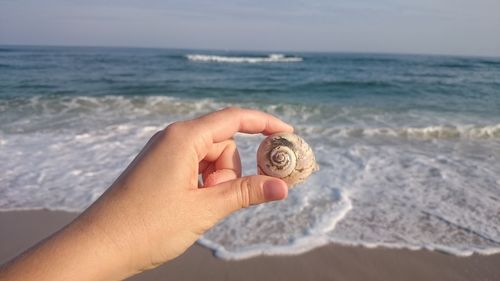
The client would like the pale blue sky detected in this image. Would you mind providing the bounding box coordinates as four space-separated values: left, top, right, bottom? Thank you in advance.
1 0 499 56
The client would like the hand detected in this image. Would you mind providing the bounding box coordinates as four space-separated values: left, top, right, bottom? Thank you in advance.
0 107 293 281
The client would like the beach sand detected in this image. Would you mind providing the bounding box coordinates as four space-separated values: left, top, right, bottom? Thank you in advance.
1 210 499 281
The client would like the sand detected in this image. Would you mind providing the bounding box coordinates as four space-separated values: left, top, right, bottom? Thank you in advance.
1 210 499 281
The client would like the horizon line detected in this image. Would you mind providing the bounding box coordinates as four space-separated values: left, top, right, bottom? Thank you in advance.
1 43 499 60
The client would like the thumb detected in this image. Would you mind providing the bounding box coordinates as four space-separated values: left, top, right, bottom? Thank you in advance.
205 176 288 217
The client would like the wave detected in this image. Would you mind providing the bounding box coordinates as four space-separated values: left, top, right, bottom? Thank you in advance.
200 188 353 260
303 125 500 140
1 94 499 261
395 125 500 140
2 95 499 141
186 53 303 63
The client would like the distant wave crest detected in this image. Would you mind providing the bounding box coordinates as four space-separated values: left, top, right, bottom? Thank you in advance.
186 53 303 63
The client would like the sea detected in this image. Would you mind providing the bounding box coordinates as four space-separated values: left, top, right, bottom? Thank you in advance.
1 46 499 260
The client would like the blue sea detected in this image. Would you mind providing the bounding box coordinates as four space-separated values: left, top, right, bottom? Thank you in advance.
1 46 500 259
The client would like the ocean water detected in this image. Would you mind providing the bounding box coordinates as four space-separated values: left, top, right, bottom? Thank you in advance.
1 46 500 259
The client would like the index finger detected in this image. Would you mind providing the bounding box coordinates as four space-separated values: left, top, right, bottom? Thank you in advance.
190 107 294 143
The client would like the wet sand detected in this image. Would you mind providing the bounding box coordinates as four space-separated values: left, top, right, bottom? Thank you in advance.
1 210 499 281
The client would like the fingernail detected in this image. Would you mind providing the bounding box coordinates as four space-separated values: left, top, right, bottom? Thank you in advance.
263 179 288 201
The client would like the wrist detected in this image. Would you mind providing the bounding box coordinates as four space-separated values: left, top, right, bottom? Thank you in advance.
64 214 135 280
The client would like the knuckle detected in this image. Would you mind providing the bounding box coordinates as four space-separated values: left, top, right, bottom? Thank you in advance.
162 121 188 140
151 129 169 145
164 121 184 134
155 121 190 146
235 177 251 208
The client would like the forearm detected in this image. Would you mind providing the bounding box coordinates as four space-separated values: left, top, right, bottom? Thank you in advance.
0 212 134 281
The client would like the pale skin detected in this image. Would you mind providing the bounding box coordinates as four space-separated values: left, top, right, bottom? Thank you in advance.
0 107 292 281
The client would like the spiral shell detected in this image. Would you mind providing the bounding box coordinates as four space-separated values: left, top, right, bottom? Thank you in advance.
257 133 319 188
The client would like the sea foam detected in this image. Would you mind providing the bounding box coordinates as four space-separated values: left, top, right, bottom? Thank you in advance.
300 125 500 140
186 54 303 63
1 95 499 260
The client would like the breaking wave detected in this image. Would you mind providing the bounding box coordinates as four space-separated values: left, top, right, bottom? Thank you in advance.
304 125 500 140
186 54 303 63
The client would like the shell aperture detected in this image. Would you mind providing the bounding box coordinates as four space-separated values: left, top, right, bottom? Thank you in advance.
257 133 318 188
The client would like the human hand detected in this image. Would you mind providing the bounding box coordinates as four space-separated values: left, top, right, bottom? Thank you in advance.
0 107 293 281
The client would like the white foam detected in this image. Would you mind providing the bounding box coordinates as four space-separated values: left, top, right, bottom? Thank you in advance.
199 181 353 260
323 141 500 259
186 54 303 63
1 95 500 260
300 124 500 140
329 239 500 257
198 235 332 260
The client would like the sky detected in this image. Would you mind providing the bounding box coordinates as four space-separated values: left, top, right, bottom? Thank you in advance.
1 0 499 57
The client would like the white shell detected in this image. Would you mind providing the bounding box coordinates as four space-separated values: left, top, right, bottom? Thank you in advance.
257 133 319 188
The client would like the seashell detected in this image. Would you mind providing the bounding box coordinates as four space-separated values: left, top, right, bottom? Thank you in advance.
257 132 319 188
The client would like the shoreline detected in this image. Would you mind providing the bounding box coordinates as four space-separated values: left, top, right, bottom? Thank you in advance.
1 210 500 281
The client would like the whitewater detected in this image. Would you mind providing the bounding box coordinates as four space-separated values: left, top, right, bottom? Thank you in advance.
1 46 499 260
